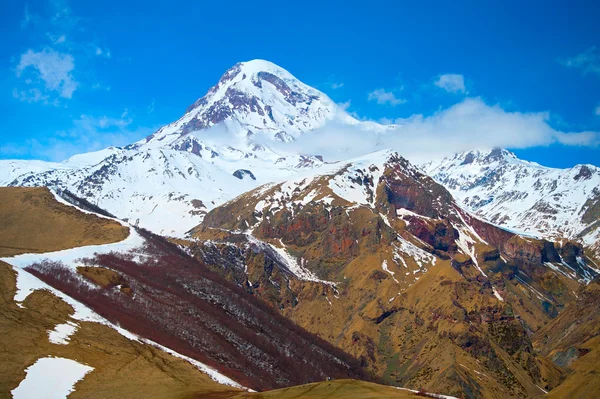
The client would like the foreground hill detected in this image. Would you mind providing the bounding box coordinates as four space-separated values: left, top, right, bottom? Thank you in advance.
231 379 454 399
0 187 242 397
0 187 128 257
0 187 374 394
189 150 598 398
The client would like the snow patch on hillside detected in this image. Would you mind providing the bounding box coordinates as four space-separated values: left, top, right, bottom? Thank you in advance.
48 321 78 345
11 357 94 399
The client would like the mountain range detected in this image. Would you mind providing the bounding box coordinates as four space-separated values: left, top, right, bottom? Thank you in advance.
1 59 599 398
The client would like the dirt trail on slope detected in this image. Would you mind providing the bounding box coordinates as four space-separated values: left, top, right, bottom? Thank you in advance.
0 187 128 257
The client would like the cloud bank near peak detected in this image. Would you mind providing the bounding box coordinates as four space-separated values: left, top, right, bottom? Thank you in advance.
259 97 600 164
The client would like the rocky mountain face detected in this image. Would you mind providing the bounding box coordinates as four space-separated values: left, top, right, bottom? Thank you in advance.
422 149 600 263
532 278 600 399
186 150 598 398
0 60 378 237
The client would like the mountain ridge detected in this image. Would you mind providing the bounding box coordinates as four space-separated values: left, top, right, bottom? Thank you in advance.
423 148 600 263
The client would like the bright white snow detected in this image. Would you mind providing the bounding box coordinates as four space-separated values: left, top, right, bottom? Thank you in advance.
48 321 78 345
11 357 94 399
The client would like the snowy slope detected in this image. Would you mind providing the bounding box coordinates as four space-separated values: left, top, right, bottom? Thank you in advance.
422 149 600 257
2 60 383 237
144 59 362 145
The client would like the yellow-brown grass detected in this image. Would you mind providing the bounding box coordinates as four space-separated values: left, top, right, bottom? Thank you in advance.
230 379 427 399
0 187 128 257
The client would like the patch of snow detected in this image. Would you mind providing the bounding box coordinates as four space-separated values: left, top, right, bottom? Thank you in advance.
245 234 336 286
492 287 504 302
11 357 94 399
2 229 145 294
48 321 78 345
395 386 458 399
454 225 487 277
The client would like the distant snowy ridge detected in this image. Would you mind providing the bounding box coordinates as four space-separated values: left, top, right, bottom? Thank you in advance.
423 148 600 258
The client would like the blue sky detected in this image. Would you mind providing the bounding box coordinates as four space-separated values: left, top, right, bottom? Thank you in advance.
1 0 599 167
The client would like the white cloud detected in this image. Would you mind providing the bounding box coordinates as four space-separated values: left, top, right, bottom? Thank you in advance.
330 82 344 89
257 97 599 164
337 100 351 110
434 74 466 93
559 47 600 76
368 88 406 106
16 48 78 99
21 3 31 28
595 105 600 116
51 34 66 44
13 0 112 105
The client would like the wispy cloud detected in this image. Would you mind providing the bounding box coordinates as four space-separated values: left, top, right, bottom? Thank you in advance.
595 105 600 116
16 48 78 99
558 47 600 76
0 112 156 161
434 74 466 93
12 88 52 105
94 46 111 58
330 82 344 89
368 88 406 106
12 0 111 105
21 3 32 28
337 100 351 111
147 98 156 114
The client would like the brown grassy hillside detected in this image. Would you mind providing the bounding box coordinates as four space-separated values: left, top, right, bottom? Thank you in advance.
0 187 240 397
231 379 438 399
533 280 600 398
0 187 128 257
0 261 241 398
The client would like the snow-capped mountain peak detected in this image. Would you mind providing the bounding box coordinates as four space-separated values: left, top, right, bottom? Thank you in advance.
143 59 357 148
1 60 367 236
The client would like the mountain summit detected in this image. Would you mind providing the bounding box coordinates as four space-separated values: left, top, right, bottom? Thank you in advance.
143 59 357 147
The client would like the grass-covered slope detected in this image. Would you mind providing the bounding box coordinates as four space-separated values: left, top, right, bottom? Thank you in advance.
230 379 445 399
0 187 128 257
533 279 600 398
